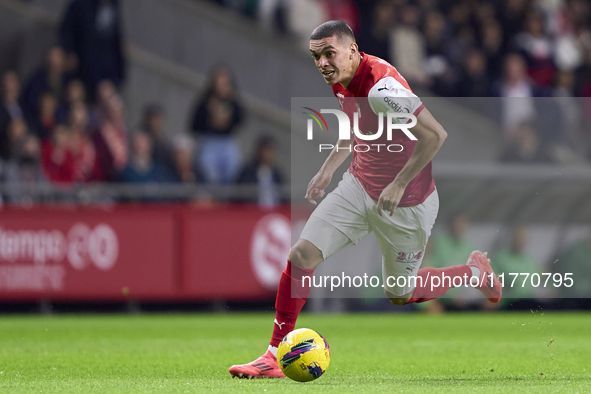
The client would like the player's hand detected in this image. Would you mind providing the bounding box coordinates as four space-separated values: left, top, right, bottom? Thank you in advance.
305 171 332 205
376 181 406 216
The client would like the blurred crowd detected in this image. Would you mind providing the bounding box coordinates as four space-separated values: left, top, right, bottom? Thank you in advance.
0 0 286 206
217 0 591 96
3 0 591 206
215 0 591 163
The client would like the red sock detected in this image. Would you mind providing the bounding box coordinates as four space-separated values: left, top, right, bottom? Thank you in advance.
270 260 315 347
407 264 471 304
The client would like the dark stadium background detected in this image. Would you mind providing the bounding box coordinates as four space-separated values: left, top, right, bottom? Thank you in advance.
1 0 591 315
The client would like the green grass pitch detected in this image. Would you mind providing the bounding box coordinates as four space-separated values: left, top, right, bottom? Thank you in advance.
0 311 589 393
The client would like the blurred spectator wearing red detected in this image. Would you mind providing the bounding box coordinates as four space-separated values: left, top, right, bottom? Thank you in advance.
513 10 556 87
41 102 102 184
91 80 128 182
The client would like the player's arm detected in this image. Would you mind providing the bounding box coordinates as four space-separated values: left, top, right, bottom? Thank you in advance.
367 76 446 216
305 137 352 205
377 108 446 215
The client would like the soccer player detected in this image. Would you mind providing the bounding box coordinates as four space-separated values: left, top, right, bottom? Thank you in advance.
229 20 502 379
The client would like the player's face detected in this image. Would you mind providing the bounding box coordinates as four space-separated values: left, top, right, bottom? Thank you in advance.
309 36 356 87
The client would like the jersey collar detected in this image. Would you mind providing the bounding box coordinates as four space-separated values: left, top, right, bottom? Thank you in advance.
344 52 367 93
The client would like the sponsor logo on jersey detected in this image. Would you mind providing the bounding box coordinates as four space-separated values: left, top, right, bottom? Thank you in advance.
383 97 410 114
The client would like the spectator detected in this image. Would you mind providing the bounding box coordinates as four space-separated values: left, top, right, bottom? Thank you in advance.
67 102 102 182
493 53 539 131
92 93 128 181
119 132 171 184
140 104 174 174
356 0 394 64
1 71 25 161
499 122 544 163
22 46 68 119
322 0 360 36
575 48 591 97
497 0 530 52
257 0 289 35
5 119 29 162
28 91 58 141
41 123 77 184
513 11 556 87
390 4 428 88
190 65 244 184
473 1 497 26
287 0 327 51
554 69 576 97
553 25 588 73
553 70 587 159
480 19 505 80
3 135 47 204
170 134 205 184
457 49 491 97
57 79 87 123
422 10 450 87
493 226 544 303
446 1 476 67
447 0 472 35
423 11 448 58
89 79 117 129
59 0 126 98
236 135 285 208
494 53 567 162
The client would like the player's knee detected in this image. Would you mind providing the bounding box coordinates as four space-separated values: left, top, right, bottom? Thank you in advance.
289 242 322 270
384 288 411 306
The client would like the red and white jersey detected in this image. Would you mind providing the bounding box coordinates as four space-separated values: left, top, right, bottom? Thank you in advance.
331 52 435 207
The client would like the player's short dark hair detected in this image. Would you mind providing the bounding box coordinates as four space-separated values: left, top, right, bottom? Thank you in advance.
310 20 356 43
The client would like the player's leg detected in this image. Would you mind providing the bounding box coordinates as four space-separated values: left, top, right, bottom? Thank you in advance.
371 190 471 304
269 171 370 350
401 250 501 304
227 238 326 379
374 191 501 305
269 237 324 350
229 171 368 378
228 221 353 379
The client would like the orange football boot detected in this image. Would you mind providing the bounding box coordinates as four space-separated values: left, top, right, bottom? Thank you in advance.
466 250 502 303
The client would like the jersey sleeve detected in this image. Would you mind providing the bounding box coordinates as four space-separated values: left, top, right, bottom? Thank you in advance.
367 76 425 122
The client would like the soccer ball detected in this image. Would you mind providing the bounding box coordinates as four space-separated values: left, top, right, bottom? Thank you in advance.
277 328 330 382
